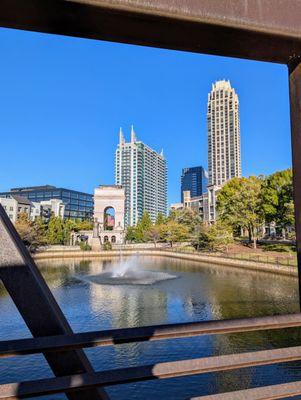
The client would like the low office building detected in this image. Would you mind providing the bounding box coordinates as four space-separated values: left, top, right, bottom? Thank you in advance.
170 202 184 211
0 195 32 223
31 199 65 220
0 195 66 223
172 185 220 224
0 185 93 220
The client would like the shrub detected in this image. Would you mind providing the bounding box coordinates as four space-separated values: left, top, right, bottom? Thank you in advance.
103 242 112 251
179 245 196 253
79 242 92 251
262 244 295 253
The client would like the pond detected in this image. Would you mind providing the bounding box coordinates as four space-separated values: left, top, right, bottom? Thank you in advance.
0 255 300 399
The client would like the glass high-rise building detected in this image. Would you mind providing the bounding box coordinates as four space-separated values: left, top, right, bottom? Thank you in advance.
115 127 167 226
181 166 208 202
207 80 241 186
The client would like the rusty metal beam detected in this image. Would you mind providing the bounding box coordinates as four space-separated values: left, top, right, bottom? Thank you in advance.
1 312 301 358
192 380 301 399
0 205 108 400
289 60 301 304
0 0 300 64
2 345 301 399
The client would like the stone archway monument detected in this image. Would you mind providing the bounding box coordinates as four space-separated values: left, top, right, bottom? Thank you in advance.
93 185 125 247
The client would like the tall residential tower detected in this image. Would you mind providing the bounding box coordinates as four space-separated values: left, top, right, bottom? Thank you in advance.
207 80 241 186
115 127 167 226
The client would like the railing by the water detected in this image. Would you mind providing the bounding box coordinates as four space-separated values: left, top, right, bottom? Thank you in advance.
116 245 298 268
36 244 298 268
166 247 298 267
1 196 301 399
2 314 301 398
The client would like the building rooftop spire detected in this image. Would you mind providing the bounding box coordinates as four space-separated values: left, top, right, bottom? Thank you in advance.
119 127 124 144
130 125 137 143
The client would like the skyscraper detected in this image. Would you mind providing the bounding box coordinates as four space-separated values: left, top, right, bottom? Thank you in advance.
180 166 208 203
115 126 167 226
207 80 241 186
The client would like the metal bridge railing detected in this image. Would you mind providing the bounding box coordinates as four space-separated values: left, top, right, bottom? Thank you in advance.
2 205 301 399
2 313 301 399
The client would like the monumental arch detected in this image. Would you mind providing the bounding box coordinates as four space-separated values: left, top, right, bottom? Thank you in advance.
93 185 125 245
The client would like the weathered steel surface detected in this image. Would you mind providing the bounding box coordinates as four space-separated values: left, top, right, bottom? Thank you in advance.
0 205 107 400
2 345 301 398
1 312 301 358
289 61 301 304
192 380 301 399
70 0 301 38
0 0 300 63
1 2 301 399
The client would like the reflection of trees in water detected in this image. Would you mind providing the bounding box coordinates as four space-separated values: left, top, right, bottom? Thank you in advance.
165 255 298 321
37 259 80 288
78 260 91 269
206 268 300 394
213 368 253 396
212 327 301 394
0 281 7 298
36 256 301 379
155 257 301 393
37 258 106 287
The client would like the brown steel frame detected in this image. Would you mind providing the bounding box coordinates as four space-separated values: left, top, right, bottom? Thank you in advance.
1 1 301 399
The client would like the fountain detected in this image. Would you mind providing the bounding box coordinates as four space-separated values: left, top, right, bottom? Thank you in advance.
79 256 177 286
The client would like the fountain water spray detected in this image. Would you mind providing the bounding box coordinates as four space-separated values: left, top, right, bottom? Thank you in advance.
77 255 178 286
110 256 139 278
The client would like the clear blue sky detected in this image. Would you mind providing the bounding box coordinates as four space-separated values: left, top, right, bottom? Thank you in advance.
0 28 291 204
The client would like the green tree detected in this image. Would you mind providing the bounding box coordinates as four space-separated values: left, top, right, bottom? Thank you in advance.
192 222 233 252
217 176 264 248
168 208 202 233
135 212 152 242
155 212 166 226
144 225 162 247
63 219 78 244
75 219 94 231
283 201 295 228
15 213 47 251
161 220 189 247
125 226 138 243
47 215 65 244
139 211 152 230
262 168 294 235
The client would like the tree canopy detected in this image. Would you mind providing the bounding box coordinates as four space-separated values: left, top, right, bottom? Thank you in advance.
15 213 47 251
160 220 189 247
261 168 294 229
217 176 265 247
168 207 202 233
217 170 295 245
191 221 233 252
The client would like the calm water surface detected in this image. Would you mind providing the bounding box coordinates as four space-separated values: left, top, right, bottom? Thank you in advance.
1 256 301 399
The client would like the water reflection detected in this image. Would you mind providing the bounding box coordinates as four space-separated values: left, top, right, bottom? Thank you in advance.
0 256 300 399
